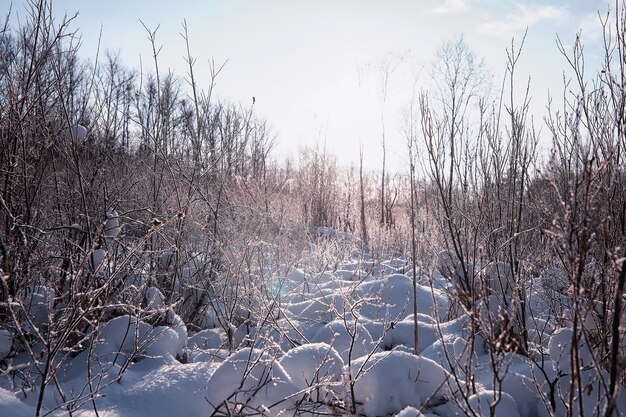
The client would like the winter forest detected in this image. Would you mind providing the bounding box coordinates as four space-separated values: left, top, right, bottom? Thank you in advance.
0 1 625 416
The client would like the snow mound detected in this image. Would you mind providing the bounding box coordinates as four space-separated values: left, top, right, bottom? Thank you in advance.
279 342 344 401
94 315 153 364
104 209 121 238
382 318 439 352
205 347 298 416
188 328 225 350
20 285 55 332
435 250 455 277
468 390 522 417
350 350 451 417
67 124 87 143
540 267 568 292
94 314 187 364
311 319 379 362
395 406 432 417
145 286 165 309
357 274 449 320
548 327 593 372
90 248 107 271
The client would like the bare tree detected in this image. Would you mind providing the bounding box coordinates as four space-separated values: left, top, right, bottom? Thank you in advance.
420 36 489 311
542 4 625 415
359 144 368 247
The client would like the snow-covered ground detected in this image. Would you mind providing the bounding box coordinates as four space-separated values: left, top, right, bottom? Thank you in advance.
0 250 624 417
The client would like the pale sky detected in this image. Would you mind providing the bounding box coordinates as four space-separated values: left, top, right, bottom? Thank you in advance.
3 0 613 169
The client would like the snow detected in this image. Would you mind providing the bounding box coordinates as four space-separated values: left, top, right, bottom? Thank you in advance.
75 362 218 417
468 390 522 417
90 248 107 271
356 273 449 320
278 342 343 401
104 209 121 238
145 286 165 309
187 328 225 350
311 319 379 362
1 245 625 417
0 330 11 359
382 317 440 352
0 387 34 417
205 347 298 416
350 350 451 417
540 267 569 293
23 285 55 328
67 124 87 143
93 315 154 364
548 327 594 372
396 406 433 417
435 250 455 277
482 261 514 304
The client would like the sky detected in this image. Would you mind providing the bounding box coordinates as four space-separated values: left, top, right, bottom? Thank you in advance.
2 0 614 169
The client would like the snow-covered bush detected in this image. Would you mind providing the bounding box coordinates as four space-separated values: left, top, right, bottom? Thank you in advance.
279 342 344 402
21 285 55 330
311 319 379 363
205 347 298 416
104 209 121 238
90 248 107 272
547 327 594 373
187 328 225 350
482 262 514 307
94 314 187 365
145 286 165 309
93 315 153 364
435 250 455 278
356 273 449 320
540 267 568 293
382 317 439 352
349 350 452 416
